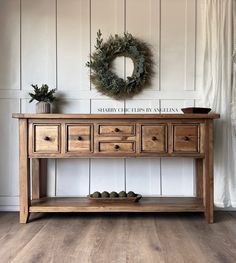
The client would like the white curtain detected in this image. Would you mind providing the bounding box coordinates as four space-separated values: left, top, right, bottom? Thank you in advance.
199 0 236 207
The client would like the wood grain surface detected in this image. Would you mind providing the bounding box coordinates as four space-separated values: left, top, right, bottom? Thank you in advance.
19 119 30 224
29 197 204 213
141 125 166 153
12 113 221 119
0 212 235 263
67 125 92 152
14 114 219 223
34 124 60 153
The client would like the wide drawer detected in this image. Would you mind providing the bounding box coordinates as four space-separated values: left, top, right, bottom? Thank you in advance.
173 124 199 152
33 124 60 153
66 125 92 153
98 124 135 136
98 141 135 153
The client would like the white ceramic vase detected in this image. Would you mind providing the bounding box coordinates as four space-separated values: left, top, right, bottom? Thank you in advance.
36 101 51 114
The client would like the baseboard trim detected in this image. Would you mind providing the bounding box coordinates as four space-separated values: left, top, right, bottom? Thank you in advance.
0 206 19 212
0 196 19 206
215 207 236 211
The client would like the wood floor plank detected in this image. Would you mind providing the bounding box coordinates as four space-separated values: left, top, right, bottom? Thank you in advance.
0 212 18 239
0 213 47 262
0 212 235 263
152 214 208 263
11 214 94 263
181 212 236 263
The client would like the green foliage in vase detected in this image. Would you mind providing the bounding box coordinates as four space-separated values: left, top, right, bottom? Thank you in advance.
29 84 56 103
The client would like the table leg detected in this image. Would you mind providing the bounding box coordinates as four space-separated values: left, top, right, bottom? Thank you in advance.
19 119 30 224
196 158 203 199
32 159 40 200
203 120 214 224
32 159 48 200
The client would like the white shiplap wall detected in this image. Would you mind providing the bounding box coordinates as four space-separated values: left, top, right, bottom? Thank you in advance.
0 0 201 211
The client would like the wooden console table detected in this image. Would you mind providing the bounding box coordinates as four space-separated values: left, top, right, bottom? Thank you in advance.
13 113 220 223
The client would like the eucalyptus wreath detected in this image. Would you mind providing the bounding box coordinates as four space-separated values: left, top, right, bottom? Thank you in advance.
86 30 153 99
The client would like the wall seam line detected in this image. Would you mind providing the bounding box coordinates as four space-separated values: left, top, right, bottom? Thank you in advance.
159 0 162 92
124 0 127 190
20 0 22 91
194 0 197 92
55 0 58 197
89 0 92 194
89 0 92 91
55 0 58 91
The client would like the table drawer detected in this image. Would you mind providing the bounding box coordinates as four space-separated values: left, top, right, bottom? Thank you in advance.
141 125 167 153
67 125 92 153
33 124 60 153
98 141 135 153
173 124 199 152
98 124 135 136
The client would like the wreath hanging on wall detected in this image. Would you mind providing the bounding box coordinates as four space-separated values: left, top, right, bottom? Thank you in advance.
86 30 153 99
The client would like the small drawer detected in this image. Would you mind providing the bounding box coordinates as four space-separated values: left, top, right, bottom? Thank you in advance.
67 125 92 153
34 125 60 153
141 125 167 153
98 142 135 153
98 124 135 136
173 125 199 152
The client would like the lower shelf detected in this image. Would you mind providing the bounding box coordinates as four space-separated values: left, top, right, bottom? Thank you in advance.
30 197 204 213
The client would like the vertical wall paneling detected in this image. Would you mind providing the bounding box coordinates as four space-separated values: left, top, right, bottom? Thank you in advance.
90 159 125 193
21 0 57 197
57 99 90 114
0 0 20 90
21 0 56 90
126 159 161 196
91 0 124 40
195 0 204 99
161 0 196 91
0 0 20 210
126 0 160 91
56 159 90 196
0 99 20 196
57 0 90 92
161 158 195 196
90 0 125 95
184 0 196 91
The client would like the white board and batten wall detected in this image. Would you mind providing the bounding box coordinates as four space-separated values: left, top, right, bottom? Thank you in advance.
0 0 202 211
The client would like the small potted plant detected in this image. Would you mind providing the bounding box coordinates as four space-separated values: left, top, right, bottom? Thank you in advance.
29 84 56 113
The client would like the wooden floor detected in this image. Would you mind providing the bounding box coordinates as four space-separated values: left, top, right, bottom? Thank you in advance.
0 212 236 263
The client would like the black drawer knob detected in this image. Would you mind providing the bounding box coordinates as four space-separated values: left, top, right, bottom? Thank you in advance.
184 136 190 141
114 144 120 149
114 128 120 132
77 136 83 141
152 136 157 141
44 136 51 141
